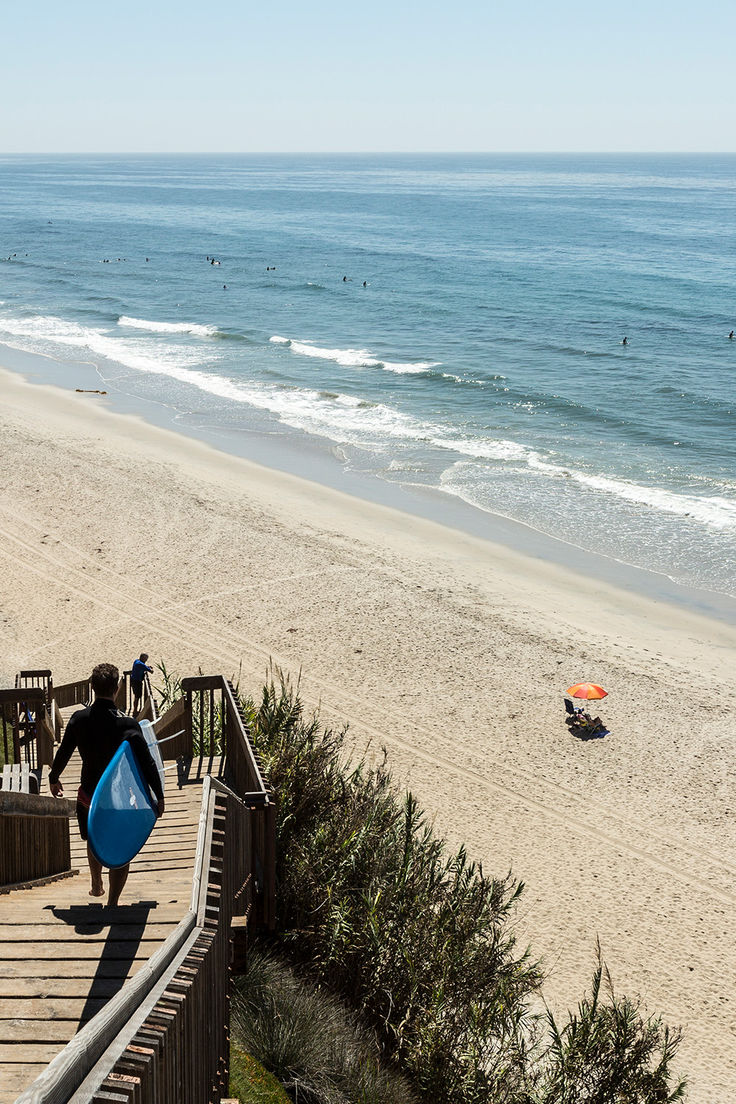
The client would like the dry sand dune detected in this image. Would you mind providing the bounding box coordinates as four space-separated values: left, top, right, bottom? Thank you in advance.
1 366 735 1100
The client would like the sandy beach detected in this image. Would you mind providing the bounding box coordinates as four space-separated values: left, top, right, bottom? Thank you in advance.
1 363 735 1100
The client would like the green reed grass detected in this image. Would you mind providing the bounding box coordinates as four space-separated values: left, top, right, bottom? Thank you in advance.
232 949 415 1104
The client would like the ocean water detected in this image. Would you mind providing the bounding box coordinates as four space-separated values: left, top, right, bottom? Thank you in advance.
1 153 735 603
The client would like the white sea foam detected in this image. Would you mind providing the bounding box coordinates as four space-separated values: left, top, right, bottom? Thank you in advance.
3 311 733 536
270 335 438 375
0 313 208 375
527 455 736 529
381 361 434 375
157 367 420 442
439 450 736 532
119 316 217 337
443 436 535 463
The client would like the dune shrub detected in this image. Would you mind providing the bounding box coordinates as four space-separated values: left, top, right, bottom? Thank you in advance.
534 952 685 1104
237 672 685 1104
232 948 415 1104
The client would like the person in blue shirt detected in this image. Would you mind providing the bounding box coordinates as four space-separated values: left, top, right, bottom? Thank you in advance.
131 653 153 715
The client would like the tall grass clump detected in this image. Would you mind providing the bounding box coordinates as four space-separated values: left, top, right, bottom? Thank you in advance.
534 949 685 1104
232 947 416 1104
236 671 685 1104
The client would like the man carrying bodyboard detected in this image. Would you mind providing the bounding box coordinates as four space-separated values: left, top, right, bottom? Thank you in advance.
49 662 165 907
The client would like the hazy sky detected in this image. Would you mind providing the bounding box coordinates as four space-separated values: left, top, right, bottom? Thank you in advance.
3 0 734 152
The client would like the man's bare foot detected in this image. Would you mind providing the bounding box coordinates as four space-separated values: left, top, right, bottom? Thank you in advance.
89 881 104 898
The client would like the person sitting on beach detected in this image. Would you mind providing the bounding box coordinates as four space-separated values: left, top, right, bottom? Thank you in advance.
574 710 605 734
49 662 164 907
131 652 153 714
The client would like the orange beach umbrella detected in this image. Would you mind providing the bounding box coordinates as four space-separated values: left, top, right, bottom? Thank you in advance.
567 682 608 701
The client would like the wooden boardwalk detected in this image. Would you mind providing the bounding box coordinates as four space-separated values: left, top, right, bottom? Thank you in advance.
0 750 223 1103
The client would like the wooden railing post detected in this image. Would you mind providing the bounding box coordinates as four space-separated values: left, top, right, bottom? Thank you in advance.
115 674 128 712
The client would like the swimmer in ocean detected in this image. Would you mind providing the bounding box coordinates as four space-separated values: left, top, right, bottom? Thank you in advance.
622 336 628 345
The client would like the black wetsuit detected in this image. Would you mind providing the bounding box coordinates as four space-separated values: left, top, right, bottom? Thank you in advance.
49 698 163 840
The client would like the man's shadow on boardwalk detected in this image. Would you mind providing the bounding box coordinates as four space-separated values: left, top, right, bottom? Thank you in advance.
45 900 158 1024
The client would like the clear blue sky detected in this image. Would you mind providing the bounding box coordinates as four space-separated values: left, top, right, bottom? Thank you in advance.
3 0 735 152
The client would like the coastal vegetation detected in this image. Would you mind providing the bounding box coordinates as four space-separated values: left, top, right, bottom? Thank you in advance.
229 1044 291 1104
232 950 414 1103
159 669 686 1103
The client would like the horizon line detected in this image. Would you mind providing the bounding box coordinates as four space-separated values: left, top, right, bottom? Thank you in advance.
2 149 736 157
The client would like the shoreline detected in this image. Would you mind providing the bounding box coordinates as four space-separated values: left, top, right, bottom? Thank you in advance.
4 340 736 629
1 361 736 1101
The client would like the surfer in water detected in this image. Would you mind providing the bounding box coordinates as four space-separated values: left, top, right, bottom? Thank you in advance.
49 662 164 907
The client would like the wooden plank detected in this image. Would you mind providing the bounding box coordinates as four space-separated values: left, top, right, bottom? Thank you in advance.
0 790 74 816
0 868 79 898
130 838 198 852
0 998 109 1020
2 1021 81 1042
0 978 135 998
0 1063 53 1084
0 689 45 705
0 1065 56 1104
0 942 170 960
0 904 187 924
0 923 180 942
13 914 196 1103
0 1044 64 1063
122 861 196 874
180 675 224 692
0 959 147 979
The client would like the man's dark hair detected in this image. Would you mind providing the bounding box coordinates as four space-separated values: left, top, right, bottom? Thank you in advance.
139 653 149 662
91 663 120 698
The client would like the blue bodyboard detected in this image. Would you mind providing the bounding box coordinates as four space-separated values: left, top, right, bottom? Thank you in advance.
87 741 158 869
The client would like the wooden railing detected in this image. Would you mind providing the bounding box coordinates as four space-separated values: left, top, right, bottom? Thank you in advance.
16 777 254 1104
175 675 276 929
51 678 90 711
16 670 53 700
0 790 74 889
0 688 55 771
6 667 276 1102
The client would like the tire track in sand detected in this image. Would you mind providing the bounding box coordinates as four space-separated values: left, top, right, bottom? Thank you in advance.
1 516 735 910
